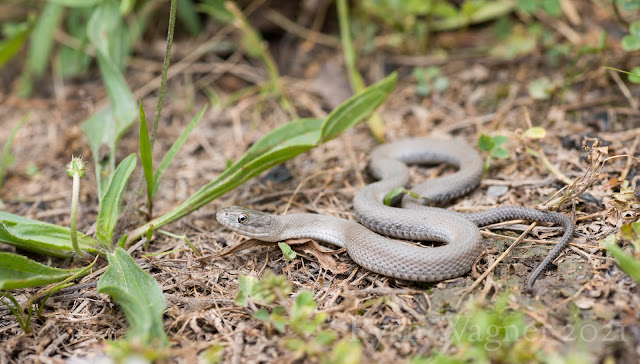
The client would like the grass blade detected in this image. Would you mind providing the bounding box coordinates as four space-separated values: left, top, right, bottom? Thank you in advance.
139 102 153 208
27 1 63 78
0 113 30 190
320 73 396 143
0 24 29 70
97 247 168 345
96 154 136 246
151 105 207 198
0 252 85 290
603 235 640 283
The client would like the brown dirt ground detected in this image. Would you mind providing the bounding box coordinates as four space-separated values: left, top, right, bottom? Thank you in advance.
1 2 640 363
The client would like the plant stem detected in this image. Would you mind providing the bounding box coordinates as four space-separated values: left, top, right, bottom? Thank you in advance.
336 0 385 142
69 173 82 256
151 0 177 150
67 157 86 257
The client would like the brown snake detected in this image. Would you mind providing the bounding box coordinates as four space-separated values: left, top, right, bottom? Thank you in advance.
217 137 574 291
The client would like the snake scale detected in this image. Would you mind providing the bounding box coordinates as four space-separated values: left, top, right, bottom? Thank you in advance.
217 137 574 291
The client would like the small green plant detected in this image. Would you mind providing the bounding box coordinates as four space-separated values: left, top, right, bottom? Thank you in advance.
414 294 540 364
413 66 450 96
477 134 509 172
236 273 362 363
601 222 640 283
528 77 557 100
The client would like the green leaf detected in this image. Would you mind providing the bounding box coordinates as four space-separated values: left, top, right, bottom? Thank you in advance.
27 2 63 78
477 134 495 152
82 108 117 198
235 275 257 307
0 219 99 258
0 24 29 70
216 118 323 184
0 252 84 290
603 236 640 283
87 0 123 63
383 187 406 206
620 0 640 11
629 66 640 84
320 73 397 142
523 126 547 139
278 242 297 261
97 247 168 345
139 101 153 207
528 77 555 100
96 154 136 245
97 53 137 129
492 135 508 147
433 76 450 92
152 105 207 198
622 35 640 51
0 114 29 189
83 53 137 199
491 147 510 159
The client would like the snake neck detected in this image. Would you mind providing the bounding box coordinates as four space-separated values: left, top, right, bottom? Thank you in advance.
279 214 350 248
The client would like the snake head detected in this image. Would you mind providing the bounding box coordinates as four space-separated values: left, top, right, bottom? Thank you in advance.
216 206 282 241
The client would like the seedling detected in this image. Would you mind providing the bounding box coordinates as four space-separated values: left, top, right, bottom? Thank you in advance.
477 134 510 173
413 66 450 96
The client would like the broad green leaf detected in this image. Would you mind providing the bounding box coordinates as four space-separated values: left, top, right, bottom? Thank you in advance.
0 25 29 70
50 0 103 6
0 221 99 258
477 134 495 152
523 126 547 139
278 242 296 261
97 247 168 345
96 154 136 245
139 102 153 206
0 114 29 190
28 2 63 78
0 252 84 290
320 73 397 142
152 105 207 198
603 235 640 283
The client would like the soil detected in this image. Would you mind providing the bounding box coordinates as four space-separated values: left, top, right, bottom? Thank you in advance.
0 2 639 363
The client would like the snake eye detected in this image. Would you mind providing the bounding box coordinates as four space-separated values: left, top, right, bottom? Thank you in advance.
237 213 249 224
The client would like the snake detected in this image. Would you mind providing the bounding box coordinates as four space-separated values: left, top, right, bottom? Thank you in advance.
217 137 574 291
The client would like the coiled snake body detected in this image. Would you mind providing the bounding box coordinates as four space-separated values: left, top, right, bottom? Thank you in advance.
217 138 574 291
